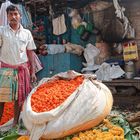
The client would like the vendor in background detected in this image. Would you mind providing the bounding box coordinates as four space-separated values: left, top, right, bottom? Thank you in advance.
0 5 37 127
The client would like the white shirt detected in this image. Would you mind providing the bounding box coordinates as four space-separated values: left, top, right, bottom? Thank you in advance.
0 24 36 65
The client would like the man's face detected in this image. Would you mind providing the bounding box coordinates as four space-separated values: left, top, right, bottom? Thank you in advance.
7 10 21 25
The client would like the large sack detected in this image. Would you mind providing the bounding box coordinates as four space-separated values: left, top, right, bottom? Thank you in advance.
22 71 113 140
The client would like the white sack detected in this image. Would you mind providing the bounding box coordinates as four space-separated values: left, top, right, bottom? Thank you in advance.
65 42 84 56
22 71 113 140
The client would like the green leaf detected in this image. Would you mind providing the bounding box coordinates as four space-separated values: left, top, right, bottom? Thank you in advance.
131 134 140 140
1 133 19 140
65 137 71 140
101 127 109 132
125 133 133 140
123 126 131 135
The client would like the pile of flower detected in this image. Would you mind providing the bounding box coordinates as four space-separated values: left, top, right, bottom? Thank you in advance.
61 109 140 140
31 76 84 112
0 102 14 125
71 119 125 140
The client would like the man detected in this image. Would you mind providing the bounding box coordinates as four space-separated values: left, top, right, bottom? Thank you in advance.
0 5 37 127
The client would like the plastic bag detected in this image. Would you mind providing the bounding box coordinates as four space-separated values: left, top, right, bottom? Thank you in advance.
95 63 125 81
82 43 100 72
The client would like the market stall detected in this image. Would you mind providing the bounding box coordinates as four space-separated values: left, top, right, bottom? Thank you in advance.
0 0 140 140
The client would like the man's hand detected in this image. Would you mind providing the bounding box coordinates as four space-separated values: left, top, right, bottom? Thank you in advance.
27 50 37 83
31 73 37 83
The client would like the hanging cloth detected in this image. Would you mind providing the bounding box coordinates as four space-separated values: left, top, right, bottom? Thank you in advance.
17 4 33 29
0 0 12 26
52 14 67 35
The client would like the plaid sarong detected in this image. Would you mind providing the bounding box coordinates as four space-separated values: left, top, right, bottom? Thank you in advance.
0 68 18 102
0 62 31 105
